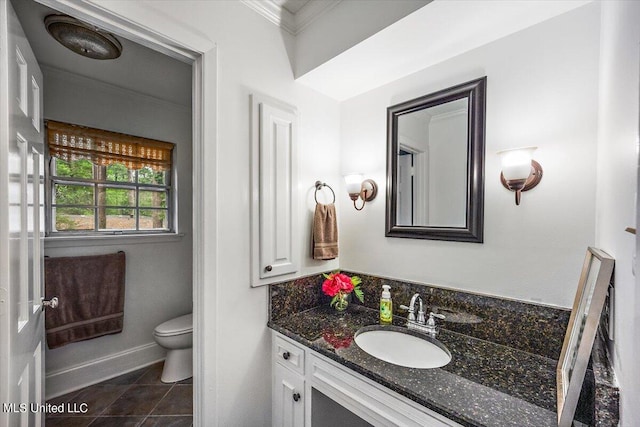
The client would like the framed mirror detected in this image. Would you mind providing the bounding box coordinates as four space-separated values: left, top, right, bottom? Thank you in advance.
557 247 614 427
386 77 486 242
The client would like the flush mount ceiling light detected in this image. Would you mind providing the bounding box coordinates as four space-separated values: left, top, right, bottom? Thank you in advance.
44 15 122 60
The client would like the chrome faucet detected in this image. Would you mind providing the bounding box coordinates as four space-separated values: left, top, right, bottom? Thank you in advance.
400 293 445 336
409 293 425 323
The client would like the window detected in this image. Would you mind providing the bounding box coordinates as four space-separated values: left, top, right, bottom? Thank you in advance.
45 120 175 236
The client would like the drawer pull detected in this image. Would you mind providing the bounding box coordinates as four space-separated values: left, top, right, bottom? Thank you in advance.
265 265 273 272
282 351 290 360
292 392 301 402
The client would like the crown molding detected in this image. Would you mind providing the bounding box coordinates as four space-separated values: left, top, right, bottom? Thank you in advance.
241 0 296 34
241 0 342 35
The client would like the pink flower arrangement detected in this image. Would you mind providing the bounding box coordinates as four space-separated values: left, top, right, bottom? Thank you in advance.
322 271 364 309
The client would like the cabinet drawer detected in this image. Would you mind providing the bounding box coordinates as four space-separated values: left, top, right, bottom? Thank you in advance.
273 334 305 375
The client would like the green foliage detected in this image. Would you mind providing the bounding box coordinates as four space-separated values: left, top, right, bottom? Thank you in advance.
138 167 166 185
52 160 169 230
330 294 340 308
55 159 93 179
106 163 130 182
353 287 364 303
54 184 93 214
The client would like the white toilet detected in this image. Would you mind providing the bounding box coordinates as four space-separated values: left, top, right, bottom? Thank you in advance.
153 313 193 383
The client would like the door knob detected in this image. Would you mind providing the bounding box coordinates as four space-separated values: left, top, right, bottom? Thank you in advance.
42 296 58 310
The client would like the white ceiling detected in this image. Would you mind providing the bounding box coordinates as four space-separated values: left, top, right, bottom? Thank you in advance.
296 0 593 101
12 0 192 107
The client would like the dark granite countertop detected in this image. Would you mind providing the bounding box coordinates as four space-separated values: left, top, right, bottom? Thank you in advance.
269 304 560 427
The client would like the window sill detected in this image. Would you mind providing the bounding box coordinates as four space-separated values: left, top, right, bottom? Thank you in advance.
44 233 186 249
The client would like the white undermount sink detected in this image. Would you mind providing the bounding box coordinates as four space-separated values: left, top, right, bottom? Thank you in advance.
354 326 452 369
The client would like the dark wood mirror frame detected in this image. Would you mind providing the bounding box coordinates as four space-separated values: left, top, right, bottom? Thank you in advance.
385 77 486 243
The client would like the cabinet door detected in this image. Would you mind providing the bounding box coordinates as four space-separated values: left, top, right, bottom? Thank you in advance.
273 363 305 427
250 95 299 286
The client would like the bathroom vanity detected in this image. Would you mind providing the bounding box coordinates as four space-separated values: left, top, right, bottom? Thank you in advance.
270 305 558 427
268 273 618 427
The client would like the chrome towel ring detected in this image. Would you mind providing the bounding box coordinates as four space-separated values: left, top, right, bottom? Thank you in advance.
314 181 335 204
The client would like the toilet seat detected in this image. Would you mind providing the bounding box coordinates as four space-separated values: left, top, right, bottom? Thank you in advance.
154 313 192 337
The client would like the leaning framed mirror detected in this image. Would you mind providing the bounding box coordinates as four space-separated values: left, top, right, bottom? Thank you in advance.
386 77 486 242
557 247 614 427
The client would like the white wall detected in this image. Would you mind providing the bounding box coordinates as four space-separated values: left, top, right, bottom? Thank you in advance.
82 1 343 425
339 3 601 308
42 66 193 395
595 1 640 425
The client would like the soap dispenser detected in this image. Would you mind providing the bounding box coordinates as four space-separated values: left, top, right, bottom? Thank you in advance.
380 285 393 325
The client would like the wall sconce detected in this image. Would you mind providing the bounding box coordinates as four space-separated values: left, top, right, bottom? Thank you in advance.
497 146 543 206
344 173 377 210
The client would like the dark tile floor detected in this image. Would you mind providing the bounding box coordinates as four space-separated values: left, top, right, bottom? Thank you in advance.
46 362 192 426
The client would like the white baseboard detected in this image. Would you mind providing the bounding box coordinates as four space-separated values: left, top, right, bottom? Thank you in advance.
45 342 166 399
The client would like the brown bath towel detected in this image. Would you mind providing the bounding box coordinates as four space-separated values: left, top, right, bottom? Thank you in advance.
313 203 338 260
44 252 126 349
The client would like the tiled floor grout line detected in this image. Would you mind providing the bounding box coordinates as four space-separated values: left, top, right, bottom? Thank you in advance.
96 382 136 418
139 382 176 425
88 363 151 423
84 377 141 426
45 362 193 426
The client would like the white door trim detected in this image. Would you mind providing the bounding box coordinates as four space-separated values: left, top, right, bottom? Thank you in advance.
31 1 217 425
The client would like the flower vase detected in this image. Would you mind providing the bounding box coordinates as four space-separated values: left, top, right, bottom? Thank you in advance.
334 293 349 312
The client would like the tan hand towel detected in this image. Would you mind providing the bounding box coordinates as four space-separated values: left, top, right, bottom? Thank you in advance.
313 203 338 260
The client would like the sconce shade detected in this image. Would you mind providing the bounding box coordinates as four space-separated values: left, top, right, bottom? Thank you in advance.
498 146 537 181
344 173 364 195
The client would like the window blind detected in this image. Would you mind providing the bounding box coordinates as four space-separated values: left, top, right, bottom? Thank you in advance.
46 120 174 171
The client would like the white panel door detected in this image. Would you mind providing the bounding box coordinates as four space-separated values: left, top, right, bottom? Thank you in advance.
0 1 46 426
258 102 298 279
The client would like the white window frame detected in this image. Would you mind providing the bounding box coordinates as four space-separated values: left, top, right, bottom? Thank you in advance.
44 150 176 237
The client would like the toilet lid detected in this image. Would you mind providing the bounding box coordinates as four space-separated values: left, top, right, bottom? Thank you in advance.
154 313 192 336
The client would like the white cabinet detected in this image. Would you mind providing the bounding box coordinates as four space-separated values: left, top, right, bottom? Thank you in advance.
251 94 299 287
274 363 305 427
273 334 306 427
272 332 463 427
